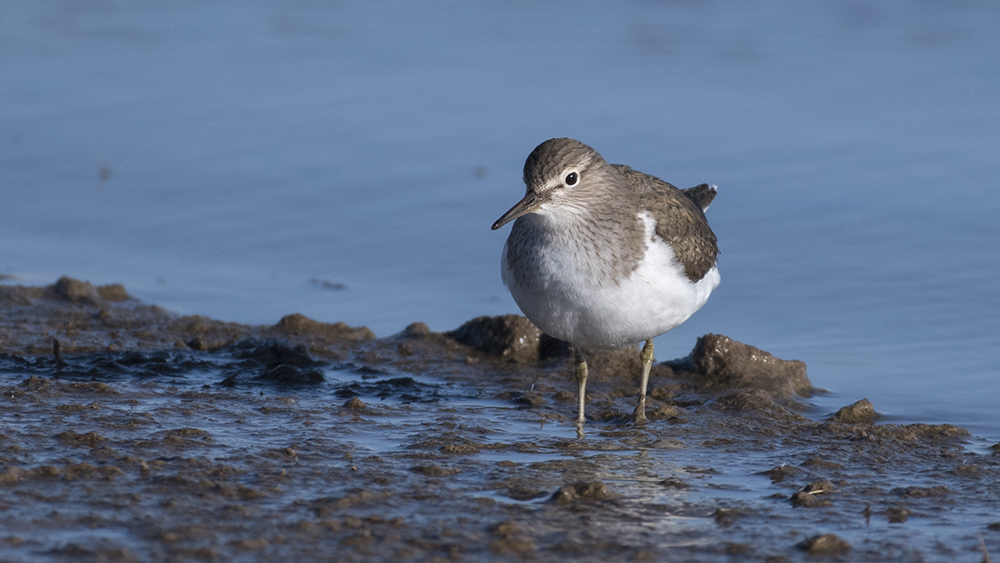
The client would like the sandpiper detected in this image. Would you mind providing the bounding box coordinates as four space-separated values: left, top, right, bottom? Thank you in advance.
491 138 720 430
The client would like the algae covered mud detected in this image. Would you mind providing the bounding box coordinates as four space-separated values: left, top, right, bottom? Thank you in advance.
0 278 997 562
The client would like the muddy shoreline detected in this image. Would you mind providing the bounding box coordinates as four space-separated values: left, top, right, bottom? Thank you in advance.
0 277 997 562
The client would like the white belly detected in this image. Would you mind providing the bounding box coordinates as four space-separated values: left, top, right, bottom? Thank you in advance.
502 212 719 350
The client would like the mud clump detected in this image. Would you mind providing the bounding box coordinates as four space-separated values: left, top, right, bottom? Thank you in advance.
886 506 911 523
446 315 569 363
399 322 431 338
343 396 366 410
50 276 103 304
551 481 613 504
274 313 375 342
57 430 108 448
789 481 837 507
45 276 131 305
830 398 878 424
798 534 851 555
667 333 811 398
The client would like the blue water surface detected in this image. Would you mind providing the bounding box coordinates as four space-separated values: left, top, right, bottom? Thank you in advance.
2 1 998 438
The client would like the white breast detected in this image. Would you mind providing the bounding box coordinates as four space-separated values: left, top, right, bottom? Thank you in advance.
502 212 719 350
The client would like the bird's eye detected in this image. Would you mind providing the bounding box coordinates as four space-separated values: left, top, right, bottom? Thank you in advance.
565 172 579 186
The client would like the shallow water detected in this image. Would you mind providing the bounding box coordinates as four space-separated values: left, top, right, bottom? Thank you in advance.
2 0 999 443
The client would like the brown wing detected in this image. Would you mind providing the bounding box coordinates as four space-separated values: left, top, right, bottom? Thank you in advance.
614 166 719 283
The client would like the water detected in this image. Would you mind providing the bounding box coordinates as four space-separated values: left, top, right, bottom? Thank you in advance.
2 1 998 440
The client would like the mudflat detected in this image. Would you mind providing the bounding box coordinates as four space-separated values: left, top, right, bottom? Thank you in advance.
0 278 996 562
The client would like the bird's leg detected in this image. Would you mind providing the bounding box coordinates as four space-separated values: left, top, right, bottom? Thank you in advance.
574 347 589 433
633 339 654 425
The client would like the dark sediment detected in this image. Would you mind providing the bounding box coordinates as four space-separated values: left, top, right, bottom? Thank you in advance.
0 277 996 563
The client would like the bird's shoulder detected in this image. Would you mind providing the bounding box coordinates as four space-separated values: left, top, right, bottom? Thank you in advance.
609 164 701 218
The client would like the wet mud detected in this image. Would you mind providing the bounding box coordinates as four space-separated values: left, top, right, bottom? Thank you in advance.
0 278 998 562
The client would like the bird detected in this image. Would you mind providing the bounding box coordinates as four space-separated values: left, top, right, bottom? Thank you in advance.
491 138 720 431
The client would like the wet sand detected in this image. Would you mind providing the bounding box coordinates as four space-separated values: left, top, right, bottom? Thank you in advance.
0 278 997 562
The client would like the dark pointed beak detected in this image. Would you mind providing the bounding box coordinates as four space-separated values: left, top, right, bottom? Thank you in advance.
491 191 544 230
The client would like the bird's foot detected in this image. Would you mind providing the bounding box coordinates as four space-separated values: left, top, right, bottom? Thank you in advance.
631 405 648 426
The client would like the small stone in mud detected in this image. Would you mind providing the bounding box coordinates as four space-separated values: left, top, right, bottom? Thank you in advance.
797 534 851 555
886 505 911 523
274 313 375 341
492 520 522 536
552 389 576 403
952 463 982 477
161 428 212 447
0 467 27 485
399 322 431 338
648 438 685 450
551 481 612 504
97 283 130 302
646 404 682 421
73 381 117 394
802 480 837 494
51 276 102 303
649 384 679 401
29 465 61 479
20 375 52 390
831 398 878 424
667 334 811 398
790 481 836 507
447 315 539 363
440 443 481 455
343 397 366 410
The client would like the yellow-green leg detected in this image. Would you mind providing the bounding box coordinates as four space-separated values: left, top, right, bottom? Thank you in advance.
574 347 588 430
633 339 654 425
